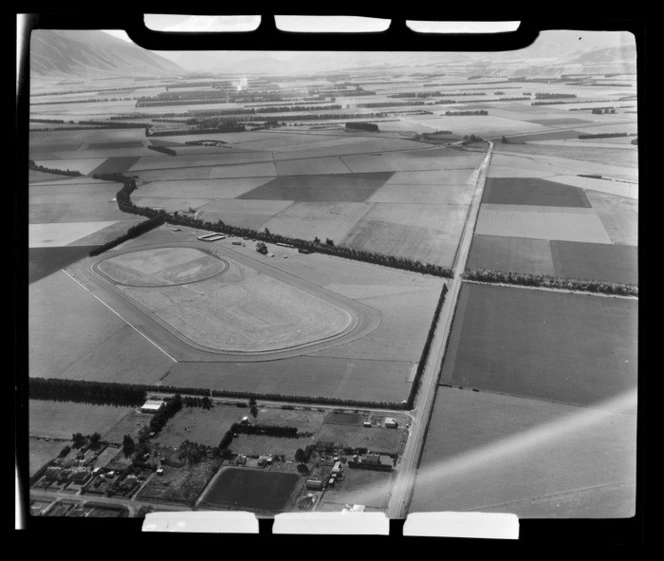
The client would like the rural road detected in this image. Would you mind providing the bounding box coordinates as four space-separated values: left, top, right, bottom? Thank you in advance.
386 141 494 519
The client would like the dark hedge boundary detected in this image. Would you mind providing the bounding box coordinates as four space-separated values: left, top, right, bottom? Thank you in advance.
28 160 82 177
463 269 638 296
406 283 449 408
88 214 166 257
103 173 453 278
147 144 177 156
29 378 411 410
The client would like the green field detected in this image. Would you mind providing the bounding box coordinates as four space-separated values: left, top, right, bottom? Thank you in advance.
441 283 637 407
29 400 133 440
201 468 300 512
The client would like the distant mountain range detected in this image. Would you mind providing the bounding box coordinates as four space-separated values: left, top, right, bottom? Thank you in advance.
29 28 636 79
30 30 183 77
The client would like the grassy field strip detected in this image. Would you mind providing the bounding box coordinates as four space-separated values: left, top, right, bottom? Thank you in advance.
61 269 177 362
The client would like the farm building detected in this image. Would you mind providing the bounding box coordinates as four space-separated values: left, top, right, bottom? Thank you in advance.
141 400 165 414
384 418 398 428
342 504 366 512
364 454 381 465
306 479 324 490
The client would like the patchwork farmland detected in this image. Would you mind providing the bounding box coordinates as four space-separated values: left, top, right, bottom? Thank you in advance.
26 28 638 522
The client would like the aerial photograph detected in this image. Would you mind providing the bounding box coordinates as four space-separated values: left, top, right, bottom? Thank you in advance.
23 17 638 525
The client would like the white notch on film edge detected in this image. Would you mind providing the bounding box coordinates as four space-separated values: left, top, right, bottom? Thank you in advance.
142 511 259 533
273 512 390 535
404 512 519 539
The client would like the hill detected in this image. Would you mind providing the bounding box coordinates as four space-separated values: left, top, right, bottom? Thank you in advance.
30 29 183 78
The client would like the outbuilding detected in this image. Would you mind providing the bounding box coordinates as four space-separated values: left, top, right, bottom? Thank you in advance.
141 400 165 414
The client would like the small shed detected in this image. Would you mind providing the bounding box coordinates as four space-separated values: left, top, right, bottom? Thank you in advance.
141 400 165 414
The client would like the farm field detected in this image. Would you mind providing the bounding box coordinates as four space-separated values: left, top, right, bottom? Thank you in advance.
317 423 406 456
29 245 99 283
132 177 273 199
321 468 395 509
440 283 638 408
29 438 69 477
137 461 222 505
482 177 591 208
239 172 394 203
29 400 133 440
162 357 413 404
154 405 256 448
230 434 313 458
200 468 300 512
411 387 636 518
29 270 173 383
343 202 468 267
261 202 374 243
102 410 152 445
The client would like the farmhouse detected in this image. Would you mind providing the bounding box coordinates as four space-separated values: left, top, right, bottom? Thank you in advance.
141 399 165 414
384 418 398 428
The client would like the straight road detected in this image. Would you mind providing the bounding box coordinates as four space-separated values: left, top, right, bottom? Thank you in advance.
387 142 494 519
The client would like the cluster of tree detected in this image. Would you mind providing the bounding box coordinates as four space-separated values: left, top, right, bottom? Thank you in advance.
231 423 299 438
30 378 146 406
295 446 315 463
463 269 638 296
147 144 177 156
147 124 246 137
177 440 220 464
631 137 638 145
347 460 393 471
460 134 487 145
184 139 227 146
406 284 449 408
76 119 151 129
88 214 165 257
500 136 525 144
535 93 578 99
345 121 379 131
183 396 213 409
148 395 183 435
444 110 488 116
71 432 103 450
31 97 132 106
28 160 81 177
591 107 617 114
578 132 631 139
356 101 426 108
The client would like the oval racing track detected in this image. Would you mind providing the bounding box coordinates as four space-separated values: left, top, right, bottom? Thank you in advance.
76 241 382 363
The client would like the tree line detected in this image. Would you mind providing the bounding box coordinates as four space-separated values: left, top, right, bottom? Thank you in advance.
147 144 177 156
444 110 488 116
463 269 638 296
406 283 449 409
345 122 379 131
29 160 82 177
88 213 166 257
108 173 453 278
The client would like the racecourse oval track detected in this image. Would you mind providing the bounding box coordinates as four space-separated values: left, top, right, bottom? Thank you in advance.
75 240 382 362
